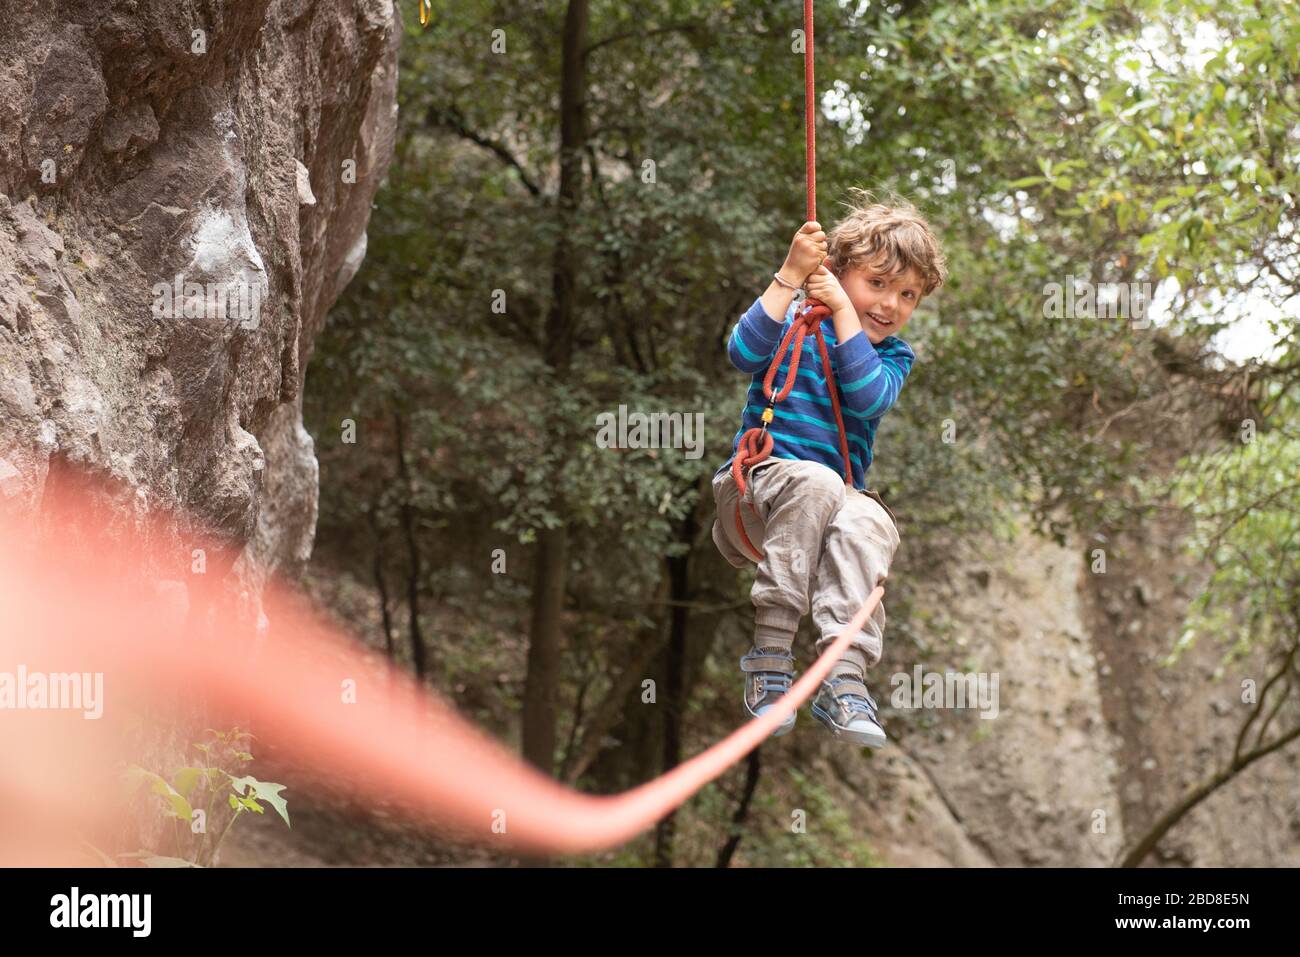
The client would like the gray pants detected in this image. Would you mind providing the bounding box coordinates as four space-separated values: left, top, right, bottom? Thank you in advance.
711 458 900 671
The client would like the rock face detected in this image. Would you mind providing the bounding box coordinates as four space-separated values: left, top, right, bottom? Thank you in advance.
877 529 1124 867
854 516 1300 868
0 1 400 605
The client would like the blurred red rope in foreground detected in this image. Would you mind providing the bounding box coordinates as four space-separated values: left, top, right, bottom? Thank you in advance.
0 480 883 863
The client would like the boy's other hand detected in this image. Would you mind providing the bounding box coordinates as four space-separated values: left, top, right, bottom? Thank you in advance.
781 221 828 284
805 264 851 314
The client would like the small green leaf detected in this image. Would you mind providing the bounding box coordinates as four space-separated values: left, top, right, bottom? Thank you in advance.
172 766 221 799
230 775 291 828
126 766 193 821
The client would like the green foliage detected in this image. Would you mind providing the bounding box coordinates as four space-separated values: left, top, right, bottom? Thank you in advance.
301 0 1297 862
327 0 1292 550
744 768 880 868
120 728 291 868
1164 390 1299 672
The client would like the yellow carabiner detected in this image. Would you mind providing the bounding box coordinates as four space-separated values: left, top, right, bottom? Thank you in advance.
419 0 432 27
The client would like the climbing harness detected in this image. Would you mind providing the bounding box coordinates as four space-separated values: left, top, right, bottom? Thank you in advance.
730 0 854 562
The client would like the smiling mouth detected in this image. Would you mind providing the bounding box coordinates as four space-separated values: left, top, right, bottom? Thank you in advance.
865 311 895 329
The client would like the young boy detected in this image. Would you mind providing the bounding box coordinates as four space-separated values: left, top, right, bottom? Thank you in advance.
711 193 946 747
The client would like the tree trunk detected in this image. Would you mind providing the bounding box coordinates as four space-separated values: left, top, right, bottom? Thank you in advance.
654 507 698 866
521 0 589 775
544 0 588 374
523 526 569 771
368 506 395 659
716 750 762 868
393 413 427 680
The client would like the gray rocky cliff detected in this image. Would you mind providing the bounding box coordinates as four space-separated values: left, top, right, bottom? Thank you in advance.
0 0 400 619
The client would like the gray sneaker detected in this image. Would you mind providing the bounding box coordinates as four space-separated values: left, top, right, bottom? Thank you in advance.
740 646 797 737
811 675 888 748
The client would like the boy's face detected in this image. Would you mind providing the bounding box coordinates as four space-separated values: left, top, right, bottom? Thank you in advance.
836 258 925 344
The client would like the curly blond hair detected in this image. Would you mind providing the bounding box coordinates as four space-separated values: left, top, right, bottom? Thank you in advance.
826 188 947 296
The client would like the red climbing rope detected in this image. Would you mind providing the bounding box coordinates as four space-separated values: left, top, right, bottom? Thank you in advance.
804 0 818 222
730 0 853 562
0 489 886 856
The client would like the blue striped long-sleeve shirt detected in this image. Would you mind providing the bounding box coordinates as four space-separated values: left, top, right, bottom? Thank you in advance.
715 295 915 490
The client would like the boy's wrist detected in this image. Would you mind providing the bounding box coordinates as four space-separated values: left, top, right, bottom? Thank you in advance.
831 305 862 341
772 269 800 290
831 303 857 325
776 261 804 287
757 285 795 325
